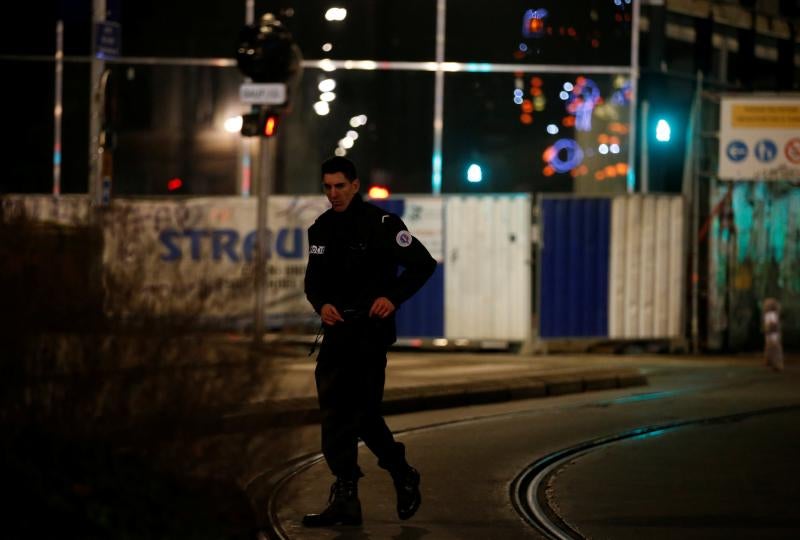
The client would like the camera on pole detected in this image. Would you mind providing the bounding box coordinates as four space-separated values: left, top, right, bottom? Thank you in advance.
236 13 302 137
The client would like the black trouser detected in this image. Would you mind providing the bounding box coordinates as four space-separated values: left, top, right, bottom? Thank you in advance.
315 324 407 480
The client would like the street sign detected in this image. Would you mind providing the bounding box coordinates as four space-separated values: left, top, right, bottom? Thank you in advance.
239 82 287 105
95 21 121 59
785 138 800 164
718 96 800 181
754 139 777 162
726 140 747 162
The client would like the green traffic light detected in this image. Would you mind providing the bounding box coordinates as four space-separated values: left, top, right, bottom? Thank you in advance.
655 119 671 142
467 163 483 183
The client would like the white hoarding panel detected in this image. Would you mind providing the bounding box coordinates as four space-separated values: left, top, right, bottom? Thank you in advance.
609 195 684 339
445 195 531 341
609 197 627 338
1 195 90 225
102 196 328 324
667 196 685 337
400 197 444 262
623 196 642 337
4 193 533 341
718 96 800 181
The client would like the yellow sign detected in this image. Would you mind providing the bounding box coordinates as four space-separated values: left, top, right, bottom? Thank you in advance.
731 104 800 128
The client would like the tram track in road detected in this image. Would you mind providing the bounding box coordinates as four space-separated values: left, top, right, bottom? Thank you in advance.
257 369 790 539
510 403 800 540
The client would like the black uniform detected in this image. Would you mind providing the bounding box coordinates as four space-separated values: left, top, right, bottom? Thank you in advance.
304 193 436 480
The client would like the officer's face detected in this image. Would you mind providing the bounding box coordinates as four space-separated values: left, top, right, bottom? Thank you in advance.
322 172 360 212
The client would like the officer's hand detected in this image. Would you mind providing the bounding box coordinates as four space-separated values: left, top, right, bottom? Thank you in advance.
369 297 396 319
320 304 344 325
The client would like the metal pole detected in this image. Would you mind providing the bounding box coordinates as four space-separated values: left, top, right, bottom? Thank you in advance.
240 0 255 197
431 0 446 195
690 72 703 353
54 20 63 197
640 99 649 194
253 130 277 345
627 0 641 193
89 0 106 205
245 0 254 23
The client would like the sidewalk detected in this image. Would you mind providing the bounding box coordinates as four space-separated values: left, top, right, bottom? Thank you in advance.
213 349 649 432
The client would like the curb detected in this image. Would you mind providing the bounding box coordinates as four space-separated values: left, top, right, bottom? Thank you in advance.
217 367 647 432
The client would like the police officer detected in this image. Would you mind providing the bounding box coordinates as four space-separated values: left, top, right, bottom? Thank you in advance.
302 156 437 527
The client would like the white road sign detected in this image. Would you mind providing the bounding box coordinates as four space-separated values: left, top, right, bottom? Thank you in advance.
718 96 800 181
239 82 287 105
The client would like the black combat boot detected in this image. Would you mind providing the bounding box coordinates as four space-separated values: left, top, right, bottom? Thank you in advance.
302 478 363 527
391 466 421 520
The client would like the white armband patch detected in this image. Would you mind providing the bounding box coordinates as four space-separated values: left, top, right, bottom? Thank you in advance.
396 230 413 247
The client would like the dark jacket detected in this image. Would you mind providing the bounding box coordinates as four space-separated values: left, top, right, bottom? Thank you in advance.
304 194 437 345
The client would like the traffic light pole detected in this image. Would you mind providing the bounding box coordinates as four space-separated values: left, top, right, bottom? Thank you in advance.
253 127 277 345
89 0 106 207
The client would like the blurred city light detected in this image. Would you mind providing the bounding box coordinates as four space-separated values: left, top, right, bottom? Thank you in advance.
263 116 278 137
167 177 183 191
322 43 333 52
346 130 359 140
467 163 483 183
656 119 671 142
522 8 548 38
339 137 354 149
224 115 243 133
320 91 336 102
313 101 330 115
349 115 368 127
318 79 336 92
325 8 347 21
334 147 346 156
368 185 390 199
546 124 559 135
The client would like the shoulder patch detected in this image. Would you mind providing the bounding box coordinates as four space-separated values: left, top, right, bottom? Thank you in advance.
309 245 326 255
395 230 413 248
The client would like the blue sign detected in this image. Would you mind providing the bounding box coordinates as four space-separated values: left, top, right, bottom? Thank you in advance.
754 139 778 163
95 21 121 59
726 140 748 162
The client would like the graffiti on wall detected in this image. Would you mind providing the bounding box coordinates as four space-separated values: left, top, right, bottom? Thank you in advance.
708 181 800 349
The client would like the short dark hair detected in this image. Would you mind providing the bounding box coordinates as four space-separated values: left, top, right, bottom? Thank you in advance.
321 156 358 181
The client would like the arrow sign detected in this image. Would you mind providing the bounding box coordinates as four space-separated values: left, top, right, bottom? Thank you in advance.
726 140 748 162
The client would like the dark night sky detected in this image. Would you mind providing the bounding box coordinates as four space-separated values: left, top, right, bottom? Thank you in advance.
0 2 665 196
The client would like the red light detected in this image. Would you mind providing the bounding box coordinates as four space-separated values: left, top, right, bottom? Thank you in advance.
264 116 278 137
529 18 544 34
368 185 390 199
167 178 183 191
521 100 534 113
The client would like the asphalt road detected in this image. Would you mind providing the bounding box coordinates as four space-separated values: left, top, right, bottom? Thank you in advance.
266 359 800 539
